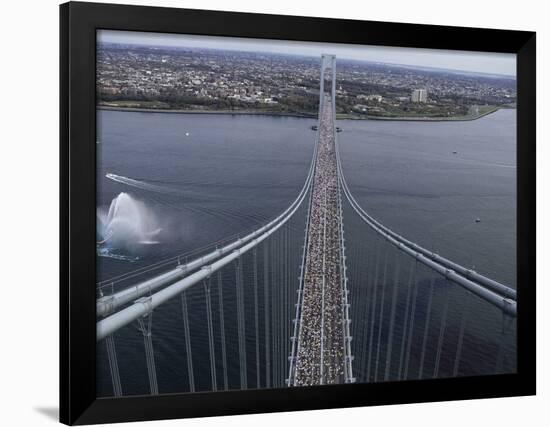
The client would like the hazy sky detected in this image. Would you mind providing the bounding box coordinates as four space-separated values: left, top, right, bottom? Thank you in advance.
98 30 516 77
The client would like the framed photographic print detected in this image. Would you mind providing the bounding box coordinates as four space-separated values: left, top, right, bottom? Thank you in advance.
60 1 536 425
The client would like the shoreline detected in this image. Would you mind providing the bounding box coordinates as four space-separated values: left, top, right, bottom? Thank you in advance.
358 106 504 122
98 104 511 122
97 105 317 119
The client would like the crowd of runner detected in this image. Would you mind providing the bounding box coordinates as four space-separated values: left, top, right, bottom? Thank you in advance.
293 93 346 386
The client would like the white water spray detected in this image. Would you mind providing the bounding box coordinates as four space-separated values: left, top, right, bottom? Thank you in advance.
97 192 161 253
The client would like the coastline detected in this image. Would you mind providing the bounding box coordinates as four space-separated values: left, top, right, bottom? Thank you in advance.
97 105 317 119
357 105 504 122
98 104 511 122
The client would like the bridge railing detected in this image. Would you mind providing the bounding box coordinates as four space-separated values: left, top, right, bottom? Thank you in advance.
96 128 319 320
334 131 516 317
96 103 318 394
334 111 516 383
98 209 307 396
342 222 516 383
97 53 516 397
97 56 327 398
97 153 315 340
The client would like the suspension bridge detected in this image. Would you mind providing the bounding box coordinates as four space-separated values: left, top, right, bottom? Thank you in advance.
96 54 517 397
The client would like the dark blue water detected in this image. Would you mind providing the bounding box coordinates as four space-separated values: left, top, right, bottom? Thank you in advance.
339 110 516 287
97 111 315 277
96 109 516 397
338 110 516 382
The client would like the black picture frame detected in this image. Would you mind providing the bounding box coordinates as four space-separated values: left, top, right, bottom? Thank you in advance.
60 1 536 424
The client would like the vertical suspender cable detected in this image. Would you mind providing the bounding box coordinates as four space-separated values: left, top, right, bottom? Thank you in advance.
397 260 415 379
217 270 228 390
204 278 217 391
137 311 159 395
374 247 390 381
433 283 451 378
235 258 247 389
384 251 402 381
105 334 123 397
402 262 419 380
181 292 195 392
418 277 436 379
366 240 382 381
264 241 271 388
453 299 468 377
253 247 260 388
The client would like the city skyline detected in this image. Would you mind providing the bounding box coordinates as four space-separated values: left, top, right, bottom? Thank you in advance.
98 29 516 77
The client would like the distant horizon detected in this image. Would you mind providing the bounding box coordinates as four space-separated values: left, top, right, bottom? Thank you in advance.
98 30 516 78
99 40 515 80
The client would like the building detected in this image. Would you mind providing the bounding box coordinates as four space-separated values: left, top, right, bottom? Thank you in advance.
353 104 368 113
411 89 428 103
357 94 382 102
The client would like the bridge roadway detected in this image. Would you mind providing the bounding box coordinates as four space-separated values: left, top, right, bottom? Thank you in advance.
96 55 515 398
293 93 346 386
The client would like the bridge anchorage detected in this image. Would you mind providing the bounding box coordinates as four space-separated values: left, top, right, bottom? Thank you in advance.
96 55 517 397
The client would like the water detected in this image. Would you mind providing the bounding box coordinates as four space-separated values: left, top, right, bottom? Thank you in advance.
338 110 516 381
97 111 314 280
339 110 516 288
96 109 516 396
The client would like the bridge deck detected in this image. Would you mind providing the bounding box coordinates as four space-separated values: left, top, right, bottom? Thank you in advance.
293 93 346 386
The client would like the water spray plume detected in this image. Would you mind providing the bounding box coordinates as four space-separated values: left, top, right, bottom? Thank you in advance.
97 192 161 253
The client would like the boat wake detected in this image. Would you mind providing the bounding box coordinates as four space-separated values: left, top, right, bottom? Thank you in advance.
106 173 185 196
